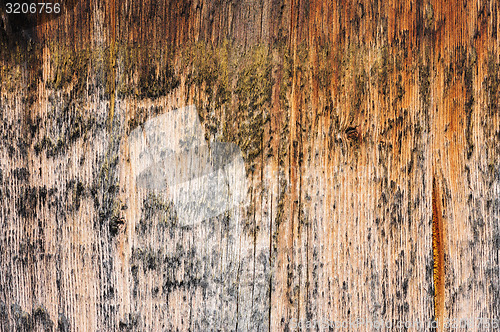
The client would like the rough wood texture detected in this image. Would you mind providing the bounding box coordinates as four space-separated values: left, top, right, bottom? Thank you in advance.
0 0 499 331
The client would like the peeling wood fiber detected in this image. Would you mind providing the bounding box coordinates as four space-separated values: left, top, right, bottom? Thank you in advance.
0 0 499 331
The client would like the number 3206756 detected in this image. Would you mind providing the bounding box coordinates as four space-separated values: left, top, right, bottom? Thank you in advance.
5 2 61 14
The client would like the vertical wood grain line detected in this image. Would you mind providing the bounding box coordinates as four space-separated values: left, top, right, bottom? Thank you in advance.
432 177 445 328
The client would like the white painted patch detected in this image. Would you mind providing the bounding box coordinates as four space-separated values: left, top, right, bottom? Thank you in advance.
129 105 247 226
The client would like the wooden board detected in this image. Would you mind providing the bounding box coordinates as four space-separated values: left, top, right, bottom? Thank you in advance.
0 0 499 330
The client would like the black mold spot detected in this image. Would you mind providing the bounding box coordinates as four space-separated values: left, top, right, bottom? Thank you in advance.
12 167 29 182
0 301 9 330
57 313 70 332
109 214 125 236
138 62 180 99
17 186 38 218
11 303 32 331
118 313 140 331
32 305 53 331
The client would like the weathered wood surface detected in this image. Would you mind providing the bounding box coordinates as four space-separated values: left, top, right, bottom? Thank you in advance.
0 0 499 331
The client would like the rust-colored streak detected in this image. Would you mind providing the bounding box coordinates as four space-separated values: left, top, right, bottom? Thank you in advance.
432 178 445 327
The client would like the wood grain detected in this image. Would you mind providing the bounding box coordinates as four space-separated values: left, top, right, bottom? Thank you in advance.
0 0 499 331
